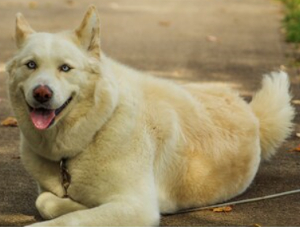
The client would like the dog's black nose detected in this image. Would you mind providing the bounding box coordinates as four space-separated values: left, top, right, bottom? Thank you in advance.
33 85 53 103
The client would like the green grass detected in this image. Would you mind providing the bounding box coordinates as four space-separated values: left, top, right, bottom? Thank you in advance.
282 0 300 42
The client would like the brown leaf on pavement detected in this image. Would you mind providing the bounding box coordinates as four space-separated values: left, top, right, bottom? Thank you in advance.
1 117 18 127
252 224 262 227
280 65 286 71
212 206 232 212
206 35 218 42
292 100 300 105
28 1 38 9
11 155 21 160
159 21 171 27
289 145 300 152
66 0 74 6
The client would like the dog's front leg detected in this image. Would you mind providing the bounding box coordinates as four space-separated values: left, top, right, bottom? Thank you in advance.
35 192 87 220
29 195 160 226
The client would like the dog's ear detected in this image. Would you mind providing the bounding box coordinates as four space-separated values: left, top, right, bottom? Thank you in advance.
75 6 100 59
15 13 35 48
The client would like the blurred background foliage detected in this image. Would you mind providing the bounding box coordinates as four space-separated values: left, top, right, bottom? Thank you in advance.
282 0 300 42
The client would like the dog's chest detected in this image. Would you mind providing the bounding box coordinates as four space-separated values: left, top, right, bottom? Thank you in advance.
62 153 126 208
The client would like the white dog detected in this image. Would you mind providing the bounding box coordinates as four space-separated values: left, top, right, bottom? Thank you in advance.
6 6 294 226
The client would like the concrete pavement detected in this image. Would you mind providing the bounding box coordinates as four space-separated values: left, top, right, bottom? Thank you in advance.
0 0 299 226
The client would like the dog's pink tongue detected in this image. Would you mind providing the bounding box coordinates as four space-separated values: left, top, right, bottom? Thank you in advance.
30 110 55 130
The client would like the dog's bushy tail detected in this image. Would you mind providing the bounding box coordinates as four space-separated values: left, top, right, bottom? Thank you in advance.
250 71 295 160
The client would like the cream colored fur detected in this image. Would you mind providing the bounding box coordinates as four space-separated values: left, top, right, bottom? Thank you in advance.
6 6 294 226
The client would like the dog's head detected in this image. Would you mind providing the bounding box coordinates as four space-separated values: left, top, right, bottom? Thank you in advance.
6 6 103 131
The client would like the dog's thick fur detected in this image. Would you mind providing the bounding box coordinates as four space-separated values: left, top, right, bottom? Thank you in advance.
6 6 294 226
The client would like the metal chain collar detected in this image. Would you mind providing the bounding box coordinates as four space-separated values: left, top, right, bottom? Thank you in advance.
60 158 71 198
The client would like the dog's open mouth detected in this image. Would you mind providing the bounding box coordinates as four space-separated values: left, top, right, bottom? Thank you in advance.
28 97 73 130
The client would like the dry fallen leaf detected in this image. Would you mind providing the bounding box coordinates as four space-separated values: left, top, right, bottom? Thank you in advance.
280 65 286 71
206 35 218 42
159 21 171 27
253 224 262 227
292 100 300 105
28 1 38 9
288 145 300 152
212 206 232 212
12 155 21 160
1 117 18 127
66 0 74 6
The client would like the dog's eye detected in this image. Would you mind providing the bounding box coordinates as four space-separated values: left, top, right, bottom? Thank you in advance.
60 64 72 72
26 61 37 70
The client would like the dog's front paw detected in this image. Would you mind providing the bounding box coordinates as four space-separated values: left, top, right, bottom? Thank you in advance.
35 191 87 220
36 192 60 220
